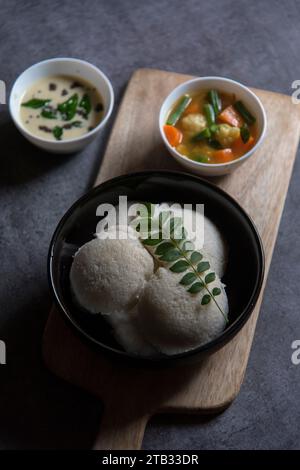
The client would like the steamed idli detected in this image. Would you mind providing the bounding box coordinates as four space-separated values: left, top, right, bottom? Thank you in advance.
70 235 154 314
106 308 158 357
69 202 229 357
137 267 228 355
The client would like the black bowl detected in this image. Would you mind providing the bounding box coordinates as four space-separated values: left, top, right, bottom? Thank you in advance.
48 170 265 366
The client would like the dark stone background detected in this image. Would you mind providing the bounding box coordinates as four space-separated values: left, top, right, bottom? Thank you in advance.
0 0 299 449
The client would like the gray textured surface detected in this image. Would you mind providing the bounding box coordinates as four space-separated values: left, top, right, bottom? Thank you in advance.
0 0 299 450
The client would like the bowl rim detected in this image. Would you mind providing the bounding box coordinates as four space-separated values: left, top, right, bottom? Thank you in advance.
159 76 267 169
48 169 265 363
9 57 114 145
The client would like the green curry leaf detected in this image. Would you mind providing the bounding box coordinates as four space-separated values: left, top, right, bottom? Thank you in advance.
58 93 78 121
53 126 63 140
79 94 92 119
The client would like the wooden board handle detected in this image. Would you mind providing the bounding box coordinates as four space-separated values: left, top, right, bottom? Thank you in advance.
93 402 149 450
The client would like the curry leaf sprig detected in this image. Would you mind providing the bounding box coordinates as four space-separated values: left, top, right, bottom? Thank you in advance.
135 204 228 322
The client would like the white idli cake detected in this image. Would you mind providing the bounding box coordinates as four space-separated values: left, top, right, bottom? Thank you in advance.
70 232 154 314
137 267 228 355
107 308 157 357
69 202 229 357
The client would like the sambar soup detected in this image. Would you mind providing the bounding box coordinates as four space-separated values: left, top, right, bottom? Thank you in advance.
164 89 257 164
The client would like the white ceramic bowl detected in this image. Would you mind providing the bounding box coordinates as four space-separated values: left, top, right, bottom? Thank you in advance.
9 58 114 154
159 77 267 176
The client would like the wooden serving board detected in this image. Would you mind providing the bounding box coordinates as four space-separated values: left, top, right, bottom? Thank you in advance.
43 69 300 449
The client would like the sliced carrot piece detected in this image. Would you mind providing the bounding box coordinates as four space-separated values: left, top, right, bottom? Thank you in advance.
183 100 200 116
214 148 234 163
163 125 183 147
218 105 244 127
232 135 254 156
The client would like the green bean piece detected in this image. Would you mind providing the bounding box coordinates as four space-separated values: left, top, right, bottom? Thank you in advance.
210 123 219 134
240 123 250 143
208 139 223 149
204 103 215 126
191 127 211 142
167 95 192 126
234 101 256 125
193 154 210 163
208 90 221 115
